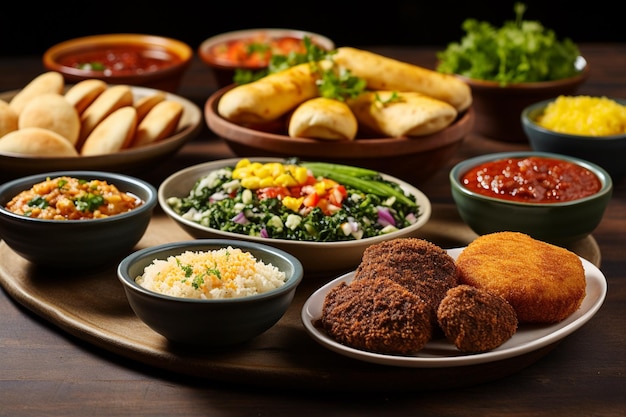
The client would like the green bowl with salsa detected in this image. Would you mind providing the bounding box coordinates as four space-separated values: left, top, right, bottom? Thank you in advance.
449 151 613 246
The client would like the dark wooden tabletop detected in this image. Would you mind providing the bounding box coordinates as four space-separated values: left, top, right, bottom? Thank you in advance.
1 44 624 417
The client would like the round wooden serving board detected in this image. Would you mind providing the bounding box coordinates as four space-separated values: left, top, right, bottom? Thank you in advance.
0 204 601 392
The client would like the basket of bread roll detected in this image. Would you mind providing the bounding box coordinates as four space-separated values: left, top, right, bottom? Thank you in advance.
205 41 474 183
0 71 202 181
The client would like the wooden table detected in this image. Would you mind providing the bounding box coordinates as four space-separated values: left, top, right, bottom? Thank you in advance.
1 44 624 417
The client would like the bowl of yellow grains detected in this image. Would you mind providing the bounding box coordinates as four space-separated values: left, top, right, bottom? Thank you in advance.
522 95 626 181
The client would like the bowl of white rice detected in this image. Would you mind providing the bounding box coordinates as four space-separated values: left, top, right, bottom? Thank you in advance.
117 239 303 346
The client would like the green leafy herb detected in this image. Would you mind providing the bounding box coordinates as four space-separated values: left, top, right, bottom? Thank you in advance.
191 275 205 290
233 36 366 101
27 196 49 209
176 258 194 278
76 61 106 71
206 266 222 280
375 91 402 105
74 193 105 212
436 2 581 85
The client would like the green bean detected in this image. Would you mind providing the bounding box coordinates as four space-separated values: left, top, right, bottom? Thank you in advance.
301 162 417 207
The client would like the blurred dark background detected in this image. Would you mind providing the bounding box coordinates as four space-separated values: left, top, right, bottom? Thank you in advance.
1 0 622 57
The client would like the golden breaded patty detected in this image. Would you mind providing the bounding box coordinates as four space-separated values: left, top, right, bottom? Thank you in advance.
437 285 518 353
456 232 586 323
354 238 459 325
318 276 432 355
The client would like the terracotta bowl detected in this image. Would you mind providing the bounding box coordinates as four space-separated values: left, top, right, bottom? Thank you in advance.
458 56 589 142
43 33 193 93
205 86 474 183
198 28 335 88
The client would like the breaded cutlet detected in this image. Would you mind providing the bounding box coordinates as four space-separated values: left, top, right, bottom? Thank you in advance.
318 276 432 355
354 238 459 325
437 284 518 353
456 231 586 323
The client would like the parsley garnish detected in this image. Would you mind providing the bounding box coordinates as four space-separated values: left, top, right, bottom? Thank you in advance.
27 196 49 209
74 193 105 212
176 258 194 278
233 36 366 101
436 2 581 85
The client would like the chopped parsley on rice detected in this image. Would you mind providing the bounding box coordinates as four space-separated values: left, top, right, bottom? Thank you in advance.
135 247 286 299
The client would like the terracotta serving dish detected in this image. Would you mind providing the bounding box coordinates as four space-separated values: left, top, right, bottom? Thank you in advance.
43 33 193 93
198 28 335 88
458 56 589 142
205 86 474 183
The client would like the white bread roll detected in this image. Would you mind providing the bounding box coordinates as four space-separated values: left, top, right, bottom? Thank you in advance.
81 106 138 155
64 79 108 114
9 71 64 115
333 47 472 112
0 127 78 157
347 91 458 137
288 97 357 140
18 93 80 146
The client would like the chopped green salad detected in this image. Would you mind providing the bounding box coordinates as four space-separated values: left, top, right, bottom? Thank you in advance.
167 159 421 242
436 2 581 85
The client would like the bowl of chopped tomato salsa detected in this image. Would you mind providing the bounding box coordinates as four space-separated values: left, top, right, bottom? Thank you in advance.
198 28 334 87
43 34 193 92
449 151 613 245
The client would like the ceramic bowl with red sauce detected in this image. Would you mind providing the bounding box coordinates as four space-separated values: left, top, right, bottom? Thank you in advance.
43 33 193 92
449 151 612 245
198 28 335 87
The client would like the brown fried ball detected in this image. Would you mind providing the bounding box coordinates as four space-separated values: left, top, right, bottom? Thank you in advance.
437 285 518 353
456 232 586 324
319 276 432 355
354 238 459 325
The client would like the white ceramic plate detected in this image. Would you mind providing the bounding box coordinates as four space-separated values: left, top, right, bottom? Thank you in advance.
301 247 607 368
0 86 202 180
158 157 432 273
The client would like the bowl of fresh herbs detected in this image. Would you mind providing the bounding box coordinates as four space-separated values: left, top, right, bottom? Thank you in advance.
436 2 589 142
158 157 432 275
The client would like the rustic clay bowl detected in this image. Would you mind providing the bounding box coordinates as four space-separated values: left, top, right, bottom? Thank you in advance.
198 28 335 88
205 86 474 183
458 56 589 142
43 33 193 92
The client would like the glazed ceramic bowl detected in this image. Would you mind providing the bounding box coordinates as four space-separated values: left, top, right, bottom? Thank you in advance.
457 56 589 142
198 28 335 87
449 151 612 245
117 239 303 346
205 87 474 183
43 33 193 92
158 158 433 274
0 85 202 182
522 97 626 181
0 171 157 269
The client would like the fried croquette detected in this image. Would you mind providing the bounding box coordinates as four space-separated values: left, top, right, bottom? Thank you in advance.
354 238 459 325
456 232 586 324
437 285 518 353
319 276 432 355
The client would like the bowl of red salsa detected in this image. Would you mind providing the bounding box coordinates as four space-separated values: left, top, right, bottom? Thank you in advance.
198 28 335 87
43 33 193 93
449 151 613 245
